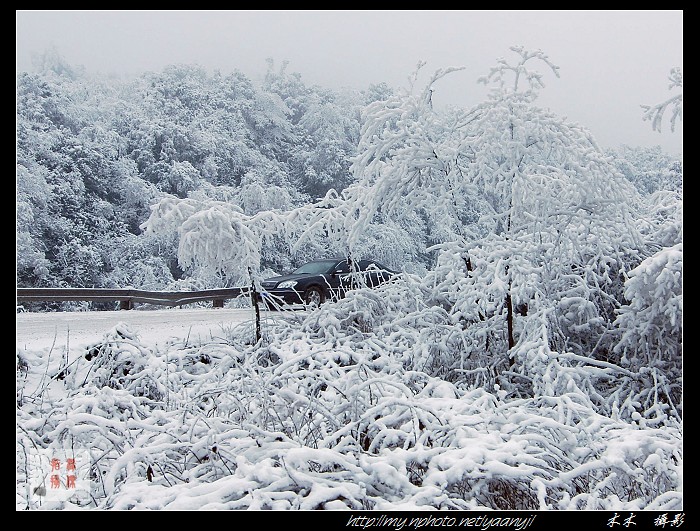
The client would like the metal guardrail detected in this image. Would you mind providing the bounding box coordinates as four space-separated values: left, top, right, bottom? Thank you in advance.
16 287 246 309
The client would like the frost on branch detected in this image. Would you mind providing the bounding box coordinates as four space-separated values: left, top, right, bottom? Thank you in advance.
477 45 560 100
641 67 682 133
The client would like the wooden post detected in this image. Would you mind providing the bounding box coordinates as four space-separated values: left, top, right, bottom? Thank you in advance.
119 300 133 310
249 267 261 343
212 298 224 308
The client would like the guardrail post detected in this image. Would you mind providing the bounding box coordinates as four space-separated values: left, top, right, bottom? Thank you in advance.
119 300 133 310
212 298 224 308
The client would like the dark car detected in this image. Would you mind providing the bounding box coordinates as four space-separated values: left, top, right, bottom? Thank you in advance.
259 258 398 308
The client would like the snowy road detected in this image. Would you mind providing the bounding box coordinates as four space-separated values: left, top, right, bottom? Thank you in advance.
16 307 264 351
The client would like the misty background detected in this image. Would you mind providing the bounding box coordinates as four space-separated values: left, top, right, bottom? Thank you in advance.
16 10 683 155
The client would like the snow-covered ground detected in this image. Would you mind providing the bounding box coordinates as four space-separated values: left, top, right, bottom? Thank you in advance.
16 307 273 351
16 301 683 511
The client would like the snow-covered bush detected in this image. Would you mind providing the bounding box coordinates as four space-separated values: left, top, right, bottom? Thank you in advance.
17 320 682 510
615 244 682 365
612 244 682 421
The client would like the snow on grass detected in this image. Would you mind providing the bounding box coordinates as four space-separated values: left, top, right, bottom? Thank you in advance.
16 305 682 511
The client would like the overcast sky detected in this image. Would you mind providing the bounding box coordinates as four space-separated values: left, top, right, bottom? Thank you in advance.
16 10 683 155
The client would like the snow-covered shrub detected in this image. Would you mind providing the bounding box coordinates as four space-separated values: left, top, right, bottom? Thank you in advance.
612 244 682 421
643 190 682 249
615 244 682 366
82 324 166 401
17 314 682 510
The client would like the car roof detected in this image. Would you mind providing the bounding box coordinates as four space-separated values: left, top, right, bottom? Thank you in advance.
304 258 388 266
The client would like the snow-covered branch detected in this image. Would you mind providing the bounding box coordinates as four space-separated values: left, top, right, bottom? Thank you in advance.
641 67 683 133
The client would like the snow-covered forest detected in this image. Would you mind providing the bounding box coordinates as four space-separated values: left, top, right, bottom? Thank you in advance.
17 47 682 511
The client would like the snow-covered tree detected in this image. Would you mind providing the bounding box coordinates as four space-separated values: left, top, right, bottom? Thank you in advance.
609 145 682 195
16 65 138 298
317 48 646 395
142 196 292 340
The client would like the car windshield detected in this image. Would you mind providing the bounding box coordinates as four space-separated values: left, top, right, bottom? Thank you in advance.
293 260 341 275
